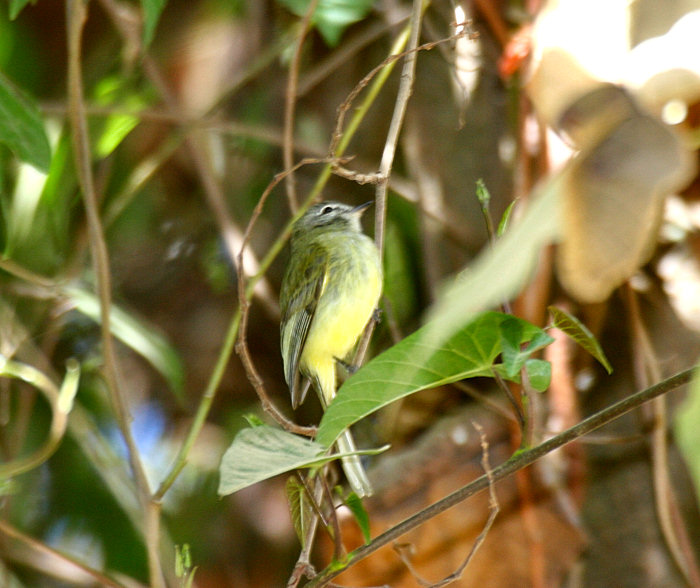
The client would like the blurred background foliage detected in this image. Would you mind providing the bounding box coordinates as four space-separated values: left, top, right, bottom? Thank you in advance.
0 0 699 586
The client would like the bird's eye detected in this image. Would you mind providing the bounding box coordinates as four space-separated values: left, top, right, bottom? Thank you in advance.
321 206 333 215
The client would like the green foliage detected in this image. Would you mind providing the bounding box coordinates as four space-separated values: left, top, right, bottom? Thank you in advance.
343 490 371 544
674 365 700 505
0 71 51 172
497 199 518 237
475 177 490 209
286 476 308 544
523 358 551 391
548 306 613 373
67 286 185 398
141 0 168 46
93 75 150 158
8 0 34 20
317 311 553 447
175 544 198 587
218 424 385 496
277 0 374 46
499 315 554 379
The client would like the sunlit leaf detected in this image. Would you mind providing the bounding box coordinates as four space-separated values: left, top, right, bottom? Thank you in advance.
317 312 552 446
549 306 612 374
0 71 51 172
674 364 700 504
93 76 149 157
66 286 185 397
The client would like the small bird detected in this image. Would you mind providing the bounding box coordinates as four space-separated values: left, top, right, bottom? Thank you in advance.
280 201 383 497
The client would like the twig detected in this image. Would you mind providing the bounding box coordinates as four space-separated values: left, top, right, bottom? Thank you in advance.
329 26 477 161
394 422 499 587
65 3 163 586
0 519 129 588
0 357 77 477
99 0 279 319
297 14 408 96
242 16 418 309
283 0 320 212
354 0 427 367
235 158 342 435
304 367 694 586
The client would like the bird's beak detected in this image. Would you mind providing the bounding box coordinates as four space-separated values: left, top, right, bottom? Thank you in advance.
351 201 373 216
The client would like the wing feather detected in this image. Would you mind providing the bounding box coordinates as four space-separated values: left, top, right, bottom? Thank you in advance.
280 243 328 407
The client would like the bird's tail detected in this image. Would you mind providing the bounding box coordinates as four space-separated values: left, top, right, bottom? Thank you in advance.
314 362 373 498
335 428 373 497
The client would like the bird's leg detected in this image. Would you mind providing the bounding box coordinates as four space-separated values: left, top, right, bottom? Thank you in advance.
334 356 358 375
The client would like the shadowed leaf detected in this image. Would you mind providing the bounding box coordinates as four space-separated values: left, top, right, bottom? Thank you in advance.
549 306 612 374
0 72 51 172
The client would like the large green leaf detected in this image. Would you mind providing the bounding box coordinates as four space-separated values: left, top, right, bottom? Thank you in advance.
316 312 552 446
0 72 51 172
218 425 384 496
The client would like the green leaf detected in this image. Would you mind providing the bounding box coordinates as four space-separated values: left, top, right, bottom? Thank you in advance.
497 199 518 237
243 413 265 427
66 286 185 398
286 476 307 544
141 0 167 46
499 317 554 381
218 426 329 496
8 0 34 19
499 316 524 378
524 358 551 392
93 75 149 157
548 306 612 374
317 311 552 446
674 365 700 505
0 72 51 172
475 178 490 209
343 491 371 544
218 425 386 496
278 0 374 46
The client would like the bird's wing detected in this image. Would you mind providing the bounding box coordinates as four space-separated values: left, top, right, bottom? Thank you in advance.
279 242 328 407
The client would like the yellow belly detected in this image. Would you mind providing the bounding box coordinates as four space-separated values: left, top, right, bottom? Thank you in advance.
300 234 382 401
